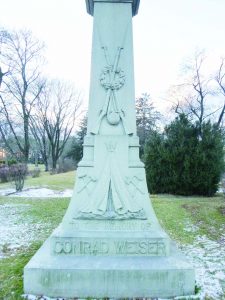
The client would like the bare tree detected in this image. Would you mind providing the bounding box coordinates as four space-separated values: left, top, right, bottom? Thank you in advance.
32 80 82 173
0 66 9 88
215 58 225 128
0 29 45 162
29 85 50 171
169 51 224 131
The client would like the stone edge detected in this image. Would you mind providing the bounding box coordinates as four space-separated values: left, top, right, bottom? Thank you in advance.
85 0 140 17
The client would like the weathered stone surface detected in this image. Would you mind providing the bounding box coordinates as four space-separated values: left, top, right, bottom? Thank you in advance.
24 239 195 298
24 0 195 298
50 223 170 256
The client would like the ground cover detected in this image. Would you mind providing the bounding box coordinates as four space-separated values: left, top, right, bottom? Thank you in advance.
24 170 75 190
0 197 70 299
152 194 225 244
0 169 75 191
152 194 225 299
0 170 224 299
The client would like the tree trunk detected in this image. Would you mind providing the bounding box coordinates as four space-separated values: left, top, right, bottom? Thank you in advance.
51 152 57 174
23 114 30 163
44 158 49 172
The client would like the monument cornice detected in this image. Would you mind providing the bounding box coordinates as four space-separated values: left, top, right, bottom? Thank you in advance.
86 0 140 17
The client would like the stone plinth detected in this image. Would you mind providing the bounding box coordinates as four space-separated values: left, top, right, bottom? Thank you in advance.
24 239 194 298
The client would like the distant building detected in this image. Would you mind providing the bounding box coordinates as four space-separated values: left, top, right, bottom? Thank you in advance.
0 148 7 165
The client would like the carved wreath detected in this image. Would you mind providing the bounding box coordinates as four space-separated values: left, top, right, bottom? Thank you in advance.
100 65 125 90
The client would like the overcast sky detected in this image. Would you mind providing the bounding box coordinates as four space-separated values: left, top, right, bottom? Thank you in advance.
1 0 225 112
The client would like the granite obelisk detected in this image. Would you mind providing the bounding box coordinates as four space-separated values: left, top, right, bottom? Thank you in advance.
24 1 195 298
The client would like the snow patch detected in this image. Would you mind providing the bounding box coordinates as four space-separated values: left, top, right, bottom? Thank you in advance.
23 296 64 300
0 187 73 197
179 234 225 299
0 203 50 259
183 220 199 233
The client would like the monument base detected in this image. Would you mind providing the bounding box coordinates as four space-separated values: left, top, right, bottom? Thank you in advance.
24 237 195 298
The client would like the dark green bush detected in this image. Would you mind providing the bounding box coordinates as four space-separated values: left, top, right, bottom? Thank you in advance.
145 115 225 196
8 158 17 166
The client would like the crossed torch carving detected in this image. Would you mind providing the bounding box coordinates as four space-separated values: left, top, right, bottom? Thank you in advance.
91 46 132 135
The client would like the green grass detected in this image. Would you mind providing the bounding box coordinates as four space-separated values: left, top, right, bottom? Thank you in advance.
27 164 46 172
0 196 70 300
0 196 70 224
151 194 225 244
0 169 75 191
0 242 42 300
0 180 224 299
24 170 75 190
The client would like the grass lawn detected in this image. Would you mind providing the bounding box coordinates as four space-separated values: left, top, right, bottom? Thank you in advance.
152 194 225 244
0 169 224 299
27 164 46 172
24 170 75 190
0 166 75 191
0 196 70 300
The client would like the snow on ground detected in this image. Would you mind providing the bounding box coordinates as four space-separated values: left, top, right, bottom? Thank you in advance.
23 296 64 300
0 187 73 197
0 187 73 258
179 234 225 299
0 203 50 259
183 220 199 233
0 190 224 299
179 220 225 299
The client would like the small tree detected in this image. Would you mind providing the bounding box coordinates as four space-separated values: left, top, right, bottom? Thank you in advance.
136 93 161 157
9 164 27 192
30 83 51 171
215 58 225 128
66 114 87 164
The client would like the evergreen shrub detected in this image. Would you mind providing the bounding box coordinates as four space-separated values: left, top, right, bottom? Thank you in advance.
145 115 225 196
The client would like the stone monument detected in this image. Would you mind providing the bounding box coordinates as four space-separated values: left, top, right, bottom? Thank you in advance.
24 0 195 298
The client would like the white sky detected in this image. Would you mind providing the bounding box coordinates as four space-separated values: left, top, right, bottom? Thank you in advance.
1 0 225 113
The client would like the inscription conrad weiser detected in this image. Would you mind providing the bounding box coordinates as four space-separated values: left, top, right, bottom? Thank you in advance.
54 239 167 256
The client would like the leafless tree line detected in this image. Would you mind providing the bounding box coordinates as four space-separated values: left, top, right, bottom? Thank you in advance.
0 28 82 172
30 80 82 172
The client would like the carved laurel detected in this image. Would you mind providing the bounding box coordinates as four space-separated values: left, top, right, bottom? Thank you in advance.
100 65 125 90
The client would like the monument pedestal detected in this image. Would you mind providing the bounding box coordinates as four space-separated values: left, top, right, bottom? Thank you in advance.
24 0 195 297
25 211 195 297
24 220 194 298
